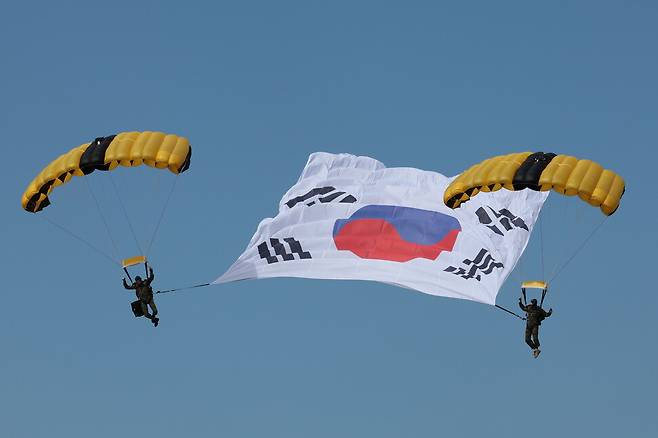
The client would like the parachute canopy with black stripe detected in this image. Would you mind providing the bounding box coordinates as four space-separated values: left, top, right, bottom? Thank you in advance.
443 152 625 216
21 131 191 213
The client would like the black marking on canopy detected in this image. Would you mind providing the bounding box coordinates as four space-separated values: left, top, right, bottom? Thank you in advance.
38 180 54 195
512 152 557 191
26 195 39 212
37 198 50 211
27 194 50 212
26 180 56 212
79 135 116 175
178 147 192 173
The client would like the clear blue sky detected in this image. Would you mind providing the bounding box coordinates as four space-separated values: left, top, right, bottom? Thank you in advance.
1 1 656 437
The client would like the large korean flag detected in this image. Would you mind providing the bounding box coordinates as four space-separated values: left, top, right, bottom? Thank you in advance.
215 153 548 305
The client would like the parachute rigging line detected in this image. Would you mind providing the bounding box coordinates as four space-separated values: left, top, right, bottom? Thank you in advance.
145 174 179 258
84 176 120 262
156 282 210 295
41 216 119 267
123 267 134 283
539 213 546 280
495 304 526 321
549 216 608 284
108 173 143 255
540 287 548 307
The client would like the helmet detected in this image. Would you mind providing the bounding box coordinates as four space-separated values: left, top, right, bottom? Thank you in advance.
530 298 538 305
135 276 142 282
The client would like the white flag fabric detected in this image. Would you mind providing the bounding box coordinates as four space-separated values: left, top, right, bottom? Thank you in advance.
215 152 548 305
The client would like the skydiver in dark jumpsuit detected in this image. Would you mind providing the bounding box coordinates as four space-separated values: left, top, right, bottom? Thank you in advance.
123 267 159 327
518 298 552 358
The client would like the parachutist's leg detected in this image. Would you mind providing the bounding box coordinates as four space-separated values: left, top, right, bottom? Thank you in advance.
148 299 159 327
140 301 153 320
525 326 535 349
532 326 540 349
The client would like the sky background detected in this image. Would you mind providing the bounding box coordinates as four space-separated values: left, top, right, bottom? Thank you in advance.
1 1 656 437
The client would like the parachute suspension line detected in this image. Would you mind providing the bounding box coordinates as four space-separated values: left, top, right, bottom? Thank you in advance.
515 249 525 288
540 287 548 307
41 216 119 268
83 176 121 262
495 304 526 321
549 216 609 284
539 213 546 280
123 267 134 283
545 195 565 283
155 282 211 295
108 173 143 255
145 174 179 258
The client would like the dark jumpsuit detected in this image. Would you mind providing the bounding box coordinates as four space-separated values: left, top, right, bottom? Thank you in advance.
518 302 552 349
123 269 158 321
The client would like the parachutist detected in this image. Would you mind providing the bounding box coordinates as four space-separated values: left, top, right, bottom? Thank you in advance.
519 297 552 358
124 267 159 327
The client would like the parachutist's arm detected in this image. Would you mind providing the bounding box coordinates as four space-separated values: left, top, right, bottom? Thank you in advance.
123 279 135 290
518 299 527 312
546 308 553 317
146 267 154 285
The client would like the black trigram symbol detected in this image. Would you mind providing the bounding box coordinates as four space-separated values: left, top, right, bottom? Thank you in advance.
444 249 504 281
476 207 529 236
285 186 357 208
258 238 312 264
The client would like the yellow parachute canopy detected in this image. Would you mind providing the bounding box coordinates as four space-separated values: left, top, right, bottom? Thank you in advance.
443 152 624 216
21 131 191 213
